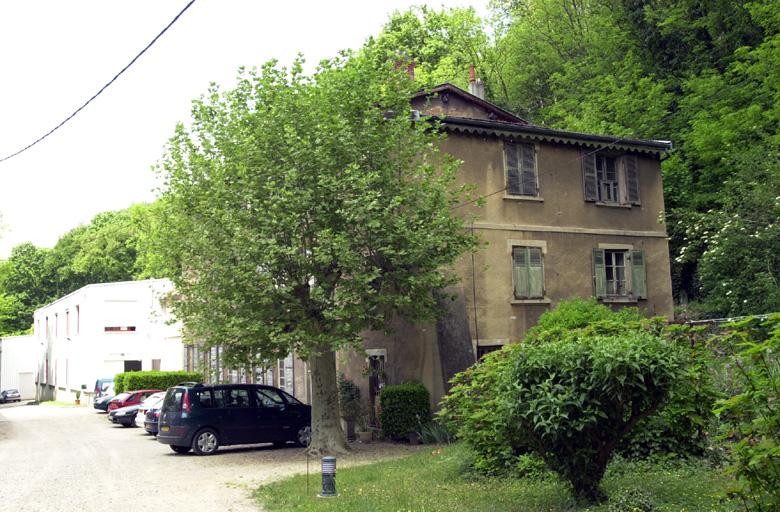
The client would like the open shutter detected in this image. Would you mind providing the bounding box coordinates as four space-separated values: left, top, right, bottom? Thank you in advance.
582 152 598 201
528 247 544 298
520 143 537 196
630 250 647 299
513 247 529 298
505 142 521 195
593 249 607 298
625 155 640 204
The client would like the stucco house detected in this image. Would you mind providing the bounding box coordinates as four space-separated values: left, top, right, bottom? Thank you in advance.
341 77 674 411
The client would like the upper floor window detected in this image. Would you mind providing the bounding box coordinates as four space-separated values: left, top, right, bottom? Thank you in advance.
583 153 640 205
593 248 647 300
512 246 545 299
504 141 538 197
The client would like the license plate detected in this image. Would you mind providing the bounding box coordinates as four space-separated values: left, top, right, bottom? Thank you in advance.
161 425 170 432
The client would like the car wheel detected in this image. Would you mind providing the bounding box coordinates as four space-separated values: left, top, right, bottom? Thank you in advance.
170 445 191 454
295 426 311 447
192 428 220 455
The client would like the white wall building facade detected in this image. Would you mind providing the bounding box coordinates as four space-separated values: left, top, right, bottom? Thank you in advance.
33 279 183 402
0 335 37 399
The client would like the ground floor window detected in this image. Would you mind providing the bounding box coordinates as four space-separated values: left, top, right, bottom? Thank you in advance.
593 248 647 300
512 246 545 299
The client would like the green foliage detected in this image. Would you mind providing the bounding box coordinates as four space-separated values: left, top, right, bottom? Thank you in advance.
525 298 644 342
379 382 430 439
255 443 737 512
619 323 720 459
337 374 363 421
439 344 524 476
503 331 684 503
368 6 490 90
152 52 474 451
714 314 780 511
113 371 202 394
442 300 712 482
607 487 656 512
114 373 126 394
414 421 455 445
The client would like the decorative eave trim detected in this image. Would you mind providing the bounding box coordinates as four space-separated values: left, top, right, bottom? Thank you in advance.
441 116 672 157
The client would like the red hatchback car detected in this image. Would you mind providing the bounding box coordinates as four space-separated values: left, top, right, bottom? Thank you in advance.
107 389 162 412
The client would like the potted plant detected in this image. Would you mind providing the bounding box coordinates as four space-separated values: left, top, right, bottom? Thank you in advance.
74 390 81 406
357 412 373 443
338 374 363 442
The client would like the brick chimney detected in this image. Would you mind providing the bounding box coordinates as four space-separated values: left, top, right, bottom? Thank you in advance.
468 64 485 99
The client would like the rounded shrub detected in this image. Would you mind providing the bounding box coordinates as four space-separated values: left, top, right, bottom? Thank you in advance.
380 382 430 439
503 331 684 503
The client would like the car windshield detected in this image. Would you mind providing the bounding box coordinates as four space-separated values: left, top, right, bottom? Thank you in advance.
141 393 165 408
113 393 130 401
162 388 185 413
8 389 19 393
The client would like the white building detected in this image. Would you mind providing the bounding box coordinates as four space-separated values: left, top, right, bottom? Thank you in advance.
0 335 37 399
33 279 183 402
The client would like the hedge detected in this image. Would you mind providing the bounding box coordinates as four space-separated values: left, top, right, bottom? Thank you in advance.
380 382 430 439
114 371 202 393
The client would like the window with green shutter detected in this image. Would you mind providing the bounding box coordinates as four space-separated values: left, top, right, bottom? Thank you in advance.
592 248 648 300
582 152 641 205
513 246 544 299
505 142 538 197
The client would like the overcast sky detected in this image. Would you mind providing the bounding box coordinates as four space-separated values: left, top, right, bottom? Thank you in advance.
0 0 488 258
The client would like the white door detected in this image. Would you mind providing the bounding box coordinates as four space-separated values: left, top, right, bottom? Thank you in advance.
18 372 34 399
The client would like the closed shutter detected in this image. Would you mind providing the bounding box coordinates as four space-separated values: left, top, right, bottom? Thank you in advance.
593 249 607 297
528 247 544 298
513 247 528 298
520 143 537 196
582 152 598 201
630 250 647 299
625 155 640 204
505 142 521 195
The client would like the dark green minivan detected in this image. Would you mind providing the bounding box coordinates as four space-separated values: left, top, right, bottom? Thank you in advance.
157 383 311 455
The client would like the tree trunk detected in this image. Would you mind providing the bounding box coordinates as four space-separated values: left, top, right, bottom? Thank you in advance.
308 344 349 455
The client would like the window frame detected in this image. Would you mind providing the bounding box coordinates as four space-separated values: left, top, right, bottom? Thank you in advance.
503 141 540 199
592 247 647 302
511 245 546 301
583 152 641 206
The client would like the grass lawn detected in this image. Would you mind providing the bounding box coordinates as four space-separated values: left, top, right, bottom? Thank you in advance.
254 444 736 511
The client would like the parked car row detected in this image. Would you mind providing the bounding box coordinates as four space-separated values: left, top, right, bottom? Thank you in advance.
95 381 312 456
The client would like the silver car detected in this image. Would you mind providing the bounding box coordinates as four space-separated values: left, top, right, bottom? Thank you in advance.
1 389 21 403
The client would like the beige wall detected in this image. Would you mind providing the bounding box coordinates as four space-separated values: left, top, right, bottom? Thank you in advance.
343 127 674 409
445 132 673 346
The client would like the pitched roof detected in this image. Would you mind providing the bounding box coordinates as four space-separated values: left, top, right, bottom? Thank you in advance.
412 83 528 125
416 84 671 156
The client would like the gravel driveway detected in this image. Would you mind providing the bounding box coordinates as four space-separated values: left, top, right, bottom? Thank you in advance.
0 403 422 512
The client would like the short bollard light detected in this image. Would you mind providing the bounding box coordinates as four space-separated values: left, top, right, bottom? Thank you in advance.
319 456 337 497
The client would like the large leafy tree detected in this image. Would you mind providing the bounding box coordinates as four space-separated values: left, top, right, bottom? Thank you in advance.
153 54 475 453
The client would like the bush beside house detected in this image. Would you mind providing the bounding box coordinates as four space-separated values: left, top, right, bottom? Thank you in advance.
380 382 430 440
114 371 202 393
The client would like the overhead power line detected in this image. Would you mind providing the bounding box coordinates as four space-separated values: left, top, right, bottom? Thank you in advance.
0 0 197 164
